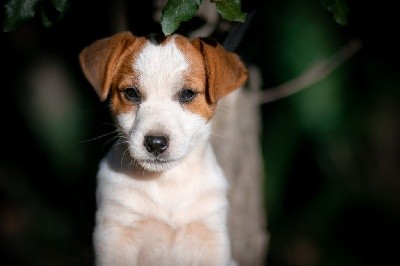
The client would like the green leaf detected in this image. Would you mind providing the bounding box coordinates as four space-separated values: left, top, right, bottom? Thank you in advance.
3 0 40 32
321 0 349 25
213 0 246 22
40 5 52 28
161 0 202 36
51 0 69 13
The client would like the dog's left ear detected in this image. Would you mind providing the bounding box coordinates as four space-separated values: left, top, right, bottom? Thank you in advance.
191 37 248 103
79 31 137 101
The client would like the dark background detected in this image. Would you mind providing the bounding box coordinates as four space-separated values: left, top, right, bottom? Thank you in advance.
1 0 399 265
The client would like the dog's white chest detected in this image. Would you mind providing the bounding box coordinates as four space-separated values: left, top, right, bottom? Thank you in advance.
96 144 227 228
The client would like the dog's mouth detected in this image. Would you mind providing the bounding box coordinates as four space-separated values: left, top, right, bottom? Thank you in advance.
137 158 178 172
142 158 175 164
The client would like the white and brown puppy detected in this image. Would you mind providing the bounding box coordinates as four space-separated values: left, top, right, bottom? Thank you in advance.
79 31 248 266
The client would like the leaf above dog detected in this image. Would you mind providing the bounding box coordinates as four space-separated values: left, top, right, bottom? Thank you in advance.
161 0 247 35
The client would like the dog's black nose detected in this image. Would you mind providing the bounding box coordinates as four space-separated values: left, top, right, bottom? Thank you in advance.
144 136 169 156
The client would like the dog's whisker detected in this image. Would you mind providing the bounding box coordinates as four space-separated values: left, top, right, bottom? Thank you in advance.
113 141 127 147
101 122 118 127
80 130 119 143
113 139 127 146
121 147 131 166
112 140 129 156
103 135 122 149
128 157 139 170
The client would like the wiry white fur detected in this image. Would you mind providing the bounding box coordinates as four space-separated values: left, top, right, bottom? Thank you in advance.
94 38 234 265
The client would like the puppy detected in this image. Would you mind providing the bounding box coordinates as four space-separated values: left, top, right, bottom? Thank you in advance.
79 31 248 266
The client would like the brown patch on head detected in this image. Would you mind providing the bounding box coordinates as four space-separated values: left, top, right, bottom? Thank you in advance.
108 39 148 116
79 31 148 115
191 37 248 103
174 36 215 120
175 36 248 120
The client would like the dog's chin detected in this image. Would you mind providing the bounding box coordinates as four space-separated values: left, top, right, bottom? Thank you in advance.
138 159 178 172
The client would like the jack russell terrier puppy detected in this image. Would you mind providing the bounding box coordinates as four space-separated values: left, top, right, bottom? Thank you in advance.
79 31 248 266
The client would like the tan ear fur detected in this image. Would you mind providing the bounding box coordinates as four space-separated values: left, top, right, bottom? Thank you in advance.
192 37 248 103
79 32 136 101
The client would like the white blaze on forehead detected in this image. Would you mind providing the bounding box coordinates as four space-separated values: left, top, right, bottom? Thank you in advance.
134 38 189 97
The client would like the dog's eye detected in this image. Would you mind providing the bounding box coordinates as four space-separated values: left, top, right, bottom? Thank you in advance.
124 87 141 103
179 89 196 103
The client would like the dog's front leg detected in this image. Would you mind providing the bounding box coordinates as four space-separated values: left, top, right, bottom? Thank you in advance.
171 221 231 266
94 218 176 266
93 224 140 266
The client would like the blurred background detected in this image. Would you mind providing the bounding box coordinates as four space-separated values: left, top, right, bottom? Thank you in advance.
1 0 399 265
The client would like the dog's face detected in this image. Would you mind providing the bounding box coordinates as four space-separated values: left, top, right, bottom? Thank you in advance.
79 32 247 172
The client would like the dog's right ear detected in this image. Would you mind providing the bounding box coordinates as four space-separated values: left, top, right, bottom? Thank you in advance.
191 37 248 104
79 32 136 101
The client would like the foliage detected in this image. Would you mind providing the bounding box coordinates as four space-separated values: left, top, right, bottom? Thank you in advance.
3 0 247 34
3 0 349 34
3 0 69 32
3 0 351 34
321 0 349 25
161 0 246 35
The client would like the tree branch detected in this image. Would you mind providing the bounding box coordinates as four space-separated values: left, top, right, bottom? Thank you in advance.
258 38 362 104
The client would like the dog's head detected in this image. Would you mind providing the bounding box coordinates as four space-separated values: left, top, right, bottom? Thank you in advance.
79 32 247 172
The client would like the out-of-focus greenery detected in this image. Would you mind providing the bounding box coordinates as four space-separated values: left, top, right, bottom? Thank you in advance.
3 0 70 31
3 0 246 35
321 0 349 25
1 0 399 266
160 0 246 35
240 1 400 265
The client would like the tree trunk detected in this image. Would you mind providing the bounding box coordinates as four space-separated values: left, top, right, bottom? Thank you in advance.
211 66 269 266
